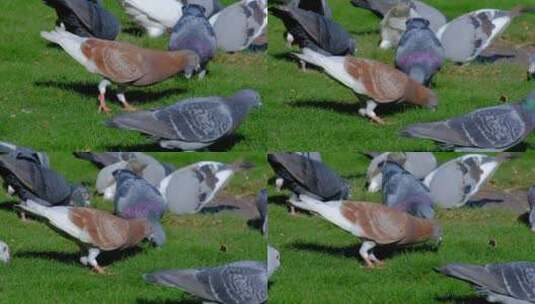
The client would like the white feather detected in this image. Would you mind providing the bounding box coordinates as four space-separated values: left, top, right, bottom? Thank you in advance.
40 27 97 73
122 0 183 29
293 48 367 95
19 200 87 243
290 195 363 236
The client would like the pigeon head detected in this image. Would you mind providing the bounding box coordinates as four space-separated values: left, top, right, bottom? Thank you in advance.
182 4 206 17
267 245 280 278
0 241 10 263
70 184 91 207
406 17 430 30
227 89 262 123
148 219 166 247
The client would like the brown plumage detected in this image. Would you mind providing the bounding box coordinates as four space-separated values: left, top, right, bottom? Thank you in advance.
40 27 201 112
289 195 442 268
69 207 151 251
340 201 435 245
81 39 198 86
344 57 436 107
18 200 152 273
293 48 438 124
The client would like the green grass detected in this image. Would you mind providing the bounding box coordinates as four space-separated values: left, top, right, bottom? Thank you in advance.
269 152 535 303
0 152 267 303
0 0 268 151
267 0 535 151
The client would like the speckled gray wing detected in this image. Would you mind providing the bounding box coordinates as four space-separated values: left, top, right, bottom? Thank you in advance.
486 262 535 301
144 269 218 302
107 98 233 143
199 261 267 304
402 104 525 149
0 156 71 205
212 1 266 52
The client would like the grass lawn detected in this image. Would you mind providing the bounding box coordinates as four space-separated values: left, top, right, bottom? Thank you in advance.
0 0 268 151
0 152 267 303
268 152 535 303
267 0 535 151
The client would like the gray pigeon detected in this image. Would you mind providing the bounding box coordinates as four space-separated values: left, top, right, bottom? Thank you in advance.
159 161 254 215
169 4 217 79
143 246 280 304
275 152 322 191
74 152 176 175
271 5 356 57
267 153 350 202
43 0 120 40
529 52 535 80
437 262 535 303
0 154 90 208
113 169 167 246
396 18 445 86
95 156 167 201
436 6 534 63
256 189 268 238
423 154 513 208
401 91 535 151
381 160 434 219
209 0 267 52
366 152 437 192
290 0 332 17
351 0 446 32
0 241 9 263
379 2 418 50
105 89 262 151
0 142 50 168
529 186 535 232
185 0 223 18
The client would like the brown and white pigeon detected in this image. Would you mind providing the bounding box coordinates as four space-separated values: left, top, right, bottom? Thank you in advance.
18 200 152 273
289 195 442 267
293 48 438 124
40 27 200 113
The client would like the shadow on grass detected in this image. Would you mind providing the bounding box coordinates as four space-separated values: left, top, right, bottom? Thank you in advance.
0 201 18 214
105 134 244 152
136 298 200 304
15 246 144 267
268 194 289 208
34 80 186 105
123 26 145 37
289 240 439 261
517 212 531 228
289 99 414 118
435 295 490 304
200 205 239 214
465 198 504 208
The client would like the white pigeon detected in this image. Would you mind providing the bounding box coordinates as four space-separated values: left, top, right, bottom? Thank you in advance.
423 154 514 208
436 6 532 63
118 0 184 37
159 161 254 214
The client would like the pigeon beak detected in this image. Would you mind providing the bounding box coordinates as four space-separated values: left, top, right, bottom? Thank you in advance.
7 185 15 195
